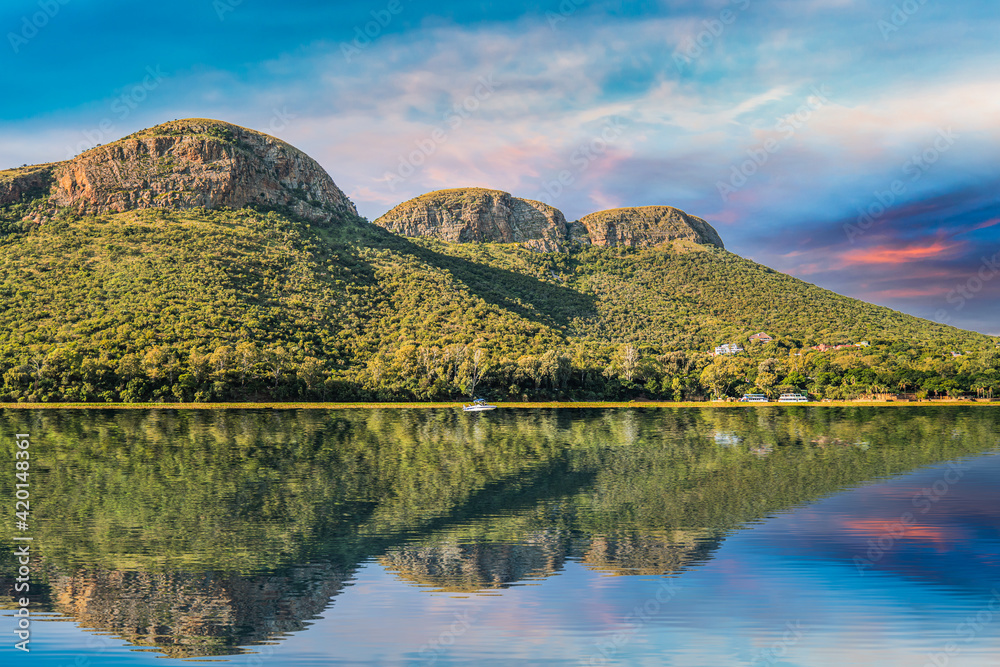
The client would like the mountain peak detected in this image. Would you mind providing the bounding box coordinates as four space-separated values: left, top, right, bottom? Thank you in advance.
374 188 724 251
578 206 724 250
374 187 569 252
4 118 358 223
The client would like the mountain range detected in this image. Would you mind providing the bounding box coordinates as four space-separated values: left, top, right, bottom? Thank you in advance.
0 119 996 402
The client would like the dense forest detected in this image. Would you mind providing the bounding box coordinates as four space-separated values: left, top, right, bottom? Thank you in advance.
0 202 997 403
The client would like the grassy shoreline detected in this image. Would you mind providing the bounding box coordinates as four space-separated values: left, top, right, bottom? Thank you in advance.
0 400 996 410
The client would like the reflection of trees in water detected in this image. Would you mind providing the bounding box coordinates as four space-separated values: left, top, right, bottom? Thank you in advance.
0 406 995 657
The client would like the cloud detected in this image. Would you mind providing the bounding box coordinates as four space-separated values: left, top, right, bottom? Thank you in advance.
839 241 962 266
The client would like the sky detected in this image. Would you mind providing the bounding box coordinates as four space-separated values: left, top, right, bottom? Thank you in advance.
2 0 999 335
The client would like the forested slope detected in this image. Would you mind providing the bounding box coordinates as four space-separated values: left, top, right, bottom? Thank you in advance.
0 205 995 402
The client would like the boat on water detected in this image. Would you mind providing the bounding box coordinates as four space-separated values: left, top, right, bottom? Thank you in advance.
741 394 769 403
778 393 810 403
462 398 497 412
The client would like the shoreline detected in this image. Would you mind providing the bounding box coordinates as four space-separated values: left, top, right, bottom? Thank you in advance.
0 400 996 410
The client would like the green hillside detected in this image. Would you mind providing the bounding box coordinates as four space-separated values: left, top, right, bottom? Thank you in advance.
0 203 996 403
0 118 997 402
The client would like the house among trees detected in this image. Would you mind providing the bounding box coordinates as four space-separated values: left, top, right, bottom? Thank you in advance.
749 332 773 343
714 343 744 356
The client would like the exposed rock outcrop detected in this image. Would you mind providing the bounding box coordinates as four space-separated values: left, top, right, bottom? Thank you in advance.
0 163 56 207
577 206 725 249
374 188 569 252
374 188 725 251
2 119 357 224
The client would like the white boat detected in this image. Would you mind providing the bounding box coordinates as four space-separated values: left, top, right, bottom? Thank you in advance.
778 393 809 403
741 394 769 403
462 398 497 412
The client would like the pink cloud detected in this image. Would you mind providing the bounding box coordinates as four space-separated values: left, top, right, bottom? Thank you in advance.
970 217 1000 232
838 241 961 265
865 286 952 299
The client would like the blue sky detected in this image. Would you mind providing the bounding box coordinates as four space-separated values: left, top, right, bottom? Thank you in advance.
2 0 999 335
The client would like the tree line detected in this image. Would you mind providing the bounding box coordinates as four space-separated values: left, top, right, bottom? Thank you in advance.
4 337 997 403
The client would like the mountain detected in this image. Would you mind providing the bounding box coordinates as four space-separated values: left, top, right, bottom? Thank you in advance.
0 119 996 402
577 205 724 249
373 188 724 251
3 118 356 226
374 187 570 252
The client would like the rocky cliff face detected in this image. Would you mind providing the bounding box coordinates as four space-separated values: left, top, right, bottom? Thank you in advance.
577 206 724 249
374 188 569 252
0 164 56 208
374 188 724 251
3 119 357 224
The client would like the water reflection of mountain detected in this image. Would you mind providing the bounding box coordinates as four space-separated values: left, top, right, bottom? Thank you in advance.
46 562 352 658
582 530 724 577
0 407 996 658
381 529 725 592
380 535 572 592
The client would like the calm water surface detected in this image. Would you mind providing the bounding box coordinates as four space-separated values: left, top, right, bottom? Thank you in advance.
1 407 998 666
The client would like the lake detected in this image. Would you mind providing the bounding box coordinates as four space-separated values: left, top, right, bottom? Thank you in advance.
2 407 999 665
